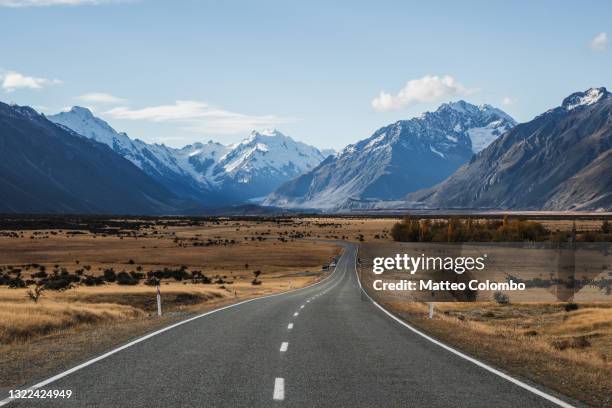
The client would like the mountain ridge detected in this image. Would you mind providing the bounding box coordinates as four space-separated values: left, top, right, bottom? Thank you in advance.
0 102 187 214
48 108 328 205
405 87 612 211
264 100 516 210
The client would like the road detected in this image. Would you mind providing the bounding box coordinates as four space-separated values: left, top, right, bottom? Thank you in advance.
1 244 577 407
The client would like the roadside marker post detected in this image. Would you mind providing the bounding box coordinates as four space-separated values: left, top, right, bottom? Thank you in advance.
428 302 434 319
156 285 162 317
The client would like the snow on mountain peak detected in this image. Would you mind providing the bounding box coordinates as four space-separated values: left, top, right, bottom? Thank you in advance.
68 106 95 118
563 87 609 110
47 107 327 201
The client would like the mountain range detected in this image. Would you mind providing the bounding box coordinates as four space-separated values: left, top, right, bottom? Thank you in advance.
406 87 612 211
264 101 516 210
0 87 609 214
49 107 329 205
0 102 183 214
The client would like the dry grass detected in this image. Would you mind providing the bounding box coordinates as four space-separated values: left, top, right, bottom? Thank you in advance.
381 300 612 407
0 300 144 344
357 235 611 406
0 218 347 389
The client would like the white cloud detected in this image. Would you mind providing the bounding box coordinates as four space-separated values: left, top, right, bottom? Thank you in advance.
76 92 126 104
501 96 516 106
0 0 126 6
371 75 472 111
590 32 608 51
106 100 300 135
0 71 62 92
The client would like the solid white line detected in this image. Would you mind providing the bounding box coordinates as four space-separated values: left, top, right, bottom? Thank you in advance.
288 323 293 330
0 247 349 407
273 377 285 401
293 312 299 317
280 342 289 352
353 247 575 408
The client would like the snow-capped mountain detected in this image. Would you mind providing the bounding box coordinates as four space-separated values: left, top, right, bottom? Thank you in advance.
212 129 331 200
406 87 612 211
264 101 516 211
48 107 327 204
0 102 183 214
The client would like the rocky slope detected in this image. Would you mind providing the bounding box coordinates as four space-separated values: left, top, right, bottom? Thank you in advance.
407 88 612 211
264 101 516 210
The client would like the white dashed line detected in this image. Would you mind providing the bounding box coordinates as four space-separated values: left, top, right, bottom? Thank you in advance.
293 312 299 317
300 305 305 309
280 342 289 352
288 323 293 330
273 378 285 401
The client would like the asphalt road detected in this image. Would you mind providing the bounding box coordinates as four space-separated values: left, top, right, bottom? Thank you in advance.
1 244 577 407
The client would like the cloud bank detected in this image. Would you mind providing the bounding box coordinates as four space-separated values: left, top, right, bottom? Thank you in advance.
0 71 62 92
77 92 126 103
106 100 299 135
371 75 471 112
590 32 608 51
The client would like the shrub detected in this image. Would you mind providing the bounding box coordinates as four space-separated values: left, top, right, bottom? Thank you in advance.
82 275 105 286
116 271 139 285
144 277 160 286
129 271 144 280
42 277 73 290
493 291 509 305
564 302 579 312
103 268 117 283
26 286 45 303
31 270 48 279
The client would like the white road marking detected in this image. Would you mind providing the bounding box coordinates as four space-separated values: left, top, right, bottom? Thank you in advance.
0 248 350 408
293 312 299 317
352 248 575 408
306 300 310 303
288 323 293 330
280 342 289 352
273 378 285 401
300 305 305 309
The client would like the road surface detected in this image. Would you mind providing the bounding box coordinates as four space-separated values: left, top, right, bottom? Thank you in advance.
1 244 577 407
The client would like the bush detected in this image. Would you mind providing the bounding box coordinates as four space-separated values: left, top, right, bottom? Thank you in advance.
31 270 48 279
129 271 144 280
144 277 160 286
564 302 579 312
8 276 26 288
116 271 139 285
493 291 509 305
103 268 117 283
82 275 105 286
42 277 73 290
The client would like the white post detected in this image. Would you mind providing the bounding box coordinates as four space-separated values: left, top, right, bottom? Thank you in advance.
156 285 162 317
428 302 434 319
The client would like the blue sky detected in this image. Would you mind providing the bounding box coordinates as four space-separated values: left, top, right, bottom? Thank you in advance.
0 0 610 149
